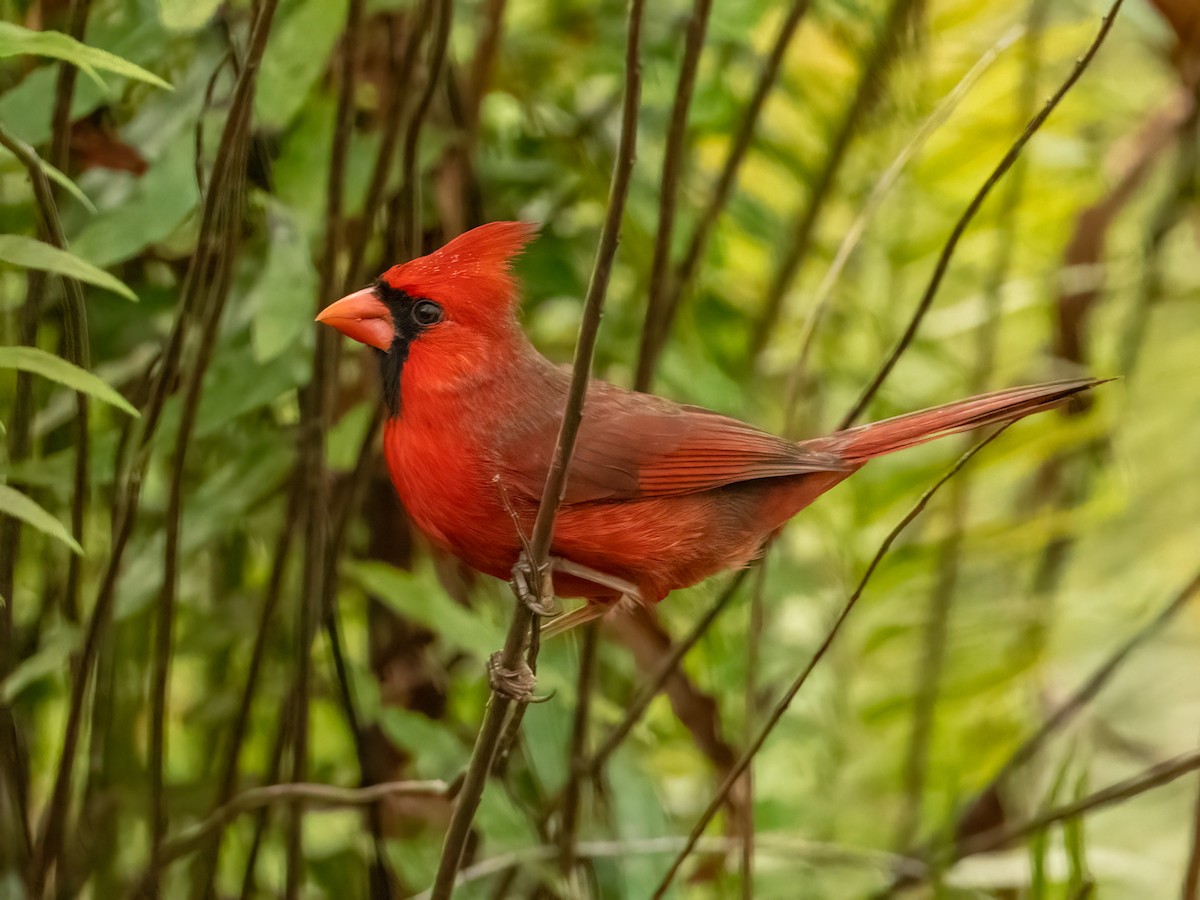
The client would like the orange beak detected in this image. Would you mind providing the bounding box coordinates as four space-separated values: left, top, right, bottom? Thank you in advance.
315 287 394 351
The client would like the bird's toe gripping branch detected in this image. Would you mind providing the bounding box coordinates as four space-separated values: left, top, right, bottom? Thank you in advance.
487 651 537 703
510 552 557 616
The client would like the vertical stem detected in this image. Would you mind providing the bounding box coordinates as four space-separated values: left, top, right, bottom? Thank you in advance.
558 622 600 881
633 0 712 391
740 561 767 899
429 1 645 894
286 0 364 895
749 0 918 363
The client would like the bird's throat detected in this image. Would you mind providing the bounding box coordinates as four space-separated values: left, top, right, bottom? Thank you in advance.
377 339 408 418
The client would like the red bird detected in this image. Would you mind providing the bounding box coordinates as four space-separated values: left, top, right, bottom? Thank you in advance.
317 222 1097 632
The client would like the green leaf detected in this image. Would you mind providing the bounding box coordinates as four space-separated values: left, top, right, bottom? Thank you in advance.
0 235 135 300
0 484 83 555
0 148 97 213
254 0 348 131
0 625 81 703
342 560 502 660
157 0 223 32
70 130 199 268
0 346 138 416
0 22 171 90
250 205 319 361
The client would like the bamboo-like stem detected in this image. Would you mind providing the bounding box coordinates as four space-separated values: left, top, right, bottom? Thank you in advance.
285 2 364 896
749 0 918 363
633 0 712 391
25 1 281 890
428 2 644 894
651 0 813 363
399 0 453 259
557 622 600 882
0 121 90 890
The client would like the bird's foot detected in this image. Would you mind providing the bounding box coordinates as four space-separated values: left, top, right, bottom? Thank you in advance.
487 651 537 702
510 552 557 616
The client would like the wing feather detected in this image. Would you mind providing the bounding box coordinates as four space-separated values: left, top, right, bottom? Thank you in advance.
502 382 849 504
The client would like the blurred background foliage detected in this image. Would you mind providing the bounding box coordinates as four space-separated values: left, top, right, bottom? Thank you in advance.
0 0 1198 896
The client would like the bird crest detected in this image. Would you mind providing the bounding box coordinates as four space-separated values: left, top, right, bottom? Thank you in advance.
380 221 539 321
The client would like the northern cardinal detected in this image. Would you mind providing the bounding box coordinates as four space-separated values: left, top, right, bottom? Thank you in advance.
318 222 1098 632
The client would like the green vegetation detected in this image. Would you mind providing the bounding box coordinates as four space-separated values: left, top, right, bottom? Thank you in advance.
1 0 1198 897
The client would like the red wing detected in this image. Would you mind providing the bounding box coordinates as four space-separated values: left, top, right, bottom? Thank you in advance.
505 385 849 504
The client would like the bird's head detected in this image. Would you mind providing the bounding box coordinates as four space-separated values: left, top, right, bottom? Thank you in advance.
316 221 539 415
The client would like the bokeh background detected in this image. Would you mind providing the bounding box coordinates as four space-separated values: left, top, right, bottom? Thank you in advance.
1 0 1199 896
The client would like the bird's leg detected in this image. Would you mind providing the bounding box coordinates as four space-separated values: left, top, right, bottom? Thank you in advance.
549 558 644 604
510 551 557 616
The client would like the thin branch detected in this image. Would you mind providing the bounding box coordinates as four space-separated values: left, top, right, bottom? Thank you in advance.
949 567 1200 843
148 61 256 897
53 0 93 633
418 833 923 898
653 0 814 362
286 2 364 896
633 0 712 391
237 685 297 900
585 569 749 789
0 121 90 887
558 622 600 881
1184 744 1200 899
429 1 644 893
955 746 1200 861
399 0 452 258
466 0 508 135
652 425 1012 898
741 560 768 899
781 24 1023 435
187 479 302 900
750 0 918 363
839 0 1126 430
153 780 447 875
346 0 434 285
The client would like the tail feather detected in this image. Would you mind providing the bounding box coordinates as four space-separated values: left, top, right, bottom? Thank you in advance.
817 378 1106 464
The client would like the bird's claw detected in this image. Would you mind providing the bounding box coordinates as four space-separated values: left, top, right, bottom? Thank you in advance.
487 651 537 702
510 552 556 616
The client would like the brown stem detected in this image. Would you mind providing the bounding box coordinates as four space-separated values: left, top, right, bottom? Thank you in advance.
557 622 600 881
750 0 918 363
286 2 365 896
654 0 814 359
399 0 452 258
955 747 1200 861
186 480 302 900
633 0 712 391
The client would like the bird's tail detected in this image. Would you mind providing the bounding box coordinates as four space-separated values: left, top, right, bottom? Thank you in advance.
816 378 1105 464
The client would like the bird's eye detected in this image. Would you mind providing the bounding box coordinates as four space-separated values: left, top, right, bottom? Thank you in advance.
412 300 443 326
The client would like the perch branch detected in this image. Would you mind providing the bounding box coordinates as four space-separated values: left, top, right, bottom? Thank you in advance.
428 1 644 894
